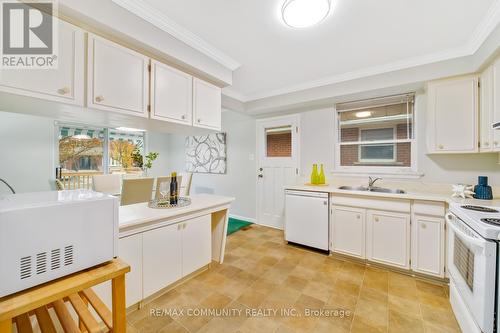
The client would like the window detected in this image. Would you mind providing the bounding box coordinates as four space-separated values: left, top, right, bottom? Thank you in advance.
108 130 145 175
266 126 292 157
56 124 146 186
335 94 415 173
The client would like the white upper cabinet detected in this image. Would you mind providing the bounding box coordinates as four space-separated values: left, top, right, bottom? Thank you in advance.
193 78 222 130
426 75 479 153
0 19 84 105
480 66 495 152
493 58 500 151
150 60 193 125
87 34 149 117
366 210 410 269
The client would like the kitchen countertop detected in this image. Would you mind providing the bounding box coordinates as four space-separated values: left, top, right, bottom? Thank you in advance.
119 194 235 233
285 184 500 206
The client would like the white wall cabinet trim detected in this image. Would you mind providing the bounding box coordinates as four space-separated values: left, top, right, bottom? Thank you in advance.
87 33 149 117
150 60 193 125
426 75 479 154
0 19 84 106
492 58 500 151
193 78 222 130
480 66 494 152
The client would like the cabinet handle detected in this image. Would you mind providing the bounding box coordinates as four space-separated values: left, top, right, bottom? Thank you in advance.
323 201 327 205
421 223 427 229
181 115 186 120
484 142 490 147
438 145 444 149
357 214 361 219
374 217 379 222
95 95 104 103
183 223 187 229
495 141 499 146
177 224 182 230
57 87 70 95
197 118 201 123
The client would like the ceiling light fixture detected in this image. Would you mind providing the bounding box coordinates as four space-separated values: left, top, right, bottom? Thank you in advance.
282 0 331 28
355 111 372 118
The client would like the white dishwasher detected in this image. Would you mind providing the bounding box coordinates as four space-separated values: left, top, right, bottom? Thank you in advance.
285 190 329 251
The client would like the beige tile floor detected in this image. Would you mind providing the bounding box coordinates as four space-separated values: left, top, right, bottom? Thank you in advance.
129 224 461 333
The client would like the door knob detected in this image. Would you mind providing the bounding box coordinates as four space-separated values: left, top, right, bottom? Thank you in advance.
57 87 70 95
95 95 104 103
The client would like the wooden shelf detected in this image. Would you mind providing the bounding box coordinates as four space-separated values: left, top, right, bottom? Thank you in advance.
0 259 130 333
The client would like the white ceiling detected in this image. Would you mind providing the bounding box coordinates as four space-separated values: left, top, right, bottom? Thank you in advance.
125 0 498 101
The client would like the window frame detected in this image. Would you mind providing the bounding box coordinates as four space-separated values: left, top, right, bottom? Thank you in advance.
333 95 420 178
358 127 397 163
54 121 148 176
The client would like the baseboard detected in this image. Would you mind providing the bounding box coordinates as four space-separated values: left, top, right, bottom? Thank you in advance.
229 214 256 223
252 221 284 230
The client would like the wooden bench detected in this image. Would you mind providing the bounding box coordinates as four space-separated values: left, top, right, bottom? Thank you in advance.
0 259 130 333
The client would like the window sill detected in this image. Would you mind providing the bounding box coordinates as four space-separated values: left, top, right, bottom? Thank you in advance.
331 169 424 179
353 161 404 166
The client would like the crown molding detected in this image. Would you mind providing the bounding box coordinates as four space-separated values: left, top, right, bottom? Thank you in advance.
111 0 241 71
228 0 500 103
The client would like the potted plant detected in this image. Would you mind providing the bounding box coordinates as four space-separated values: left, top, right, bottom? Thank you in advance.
132 148 159 176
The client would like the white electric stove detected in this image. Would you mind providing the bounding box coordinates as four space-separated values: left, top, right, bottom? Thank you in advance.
447 202 500 333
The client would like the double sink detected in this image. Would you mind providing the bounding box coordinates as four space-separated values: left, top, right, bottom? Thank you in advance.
338 185 406 194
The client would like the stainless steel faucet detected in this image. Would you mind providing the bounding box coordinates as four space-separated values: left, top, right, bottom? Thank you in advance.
368 176 382 189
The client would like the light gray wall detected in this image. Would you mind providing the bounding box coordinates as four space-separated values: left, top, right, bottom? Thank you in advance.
0 111 171 195
167 111 257 220
0 112 55 194
298 94 500 185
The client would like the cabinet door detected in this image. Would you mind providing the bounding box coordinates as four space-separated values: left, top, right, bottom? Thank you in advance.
480 66 494 152
493 58 500 151
427 76 478 153
411 215 445 278
87 34 149 116
193 78 221 130
331 205 365 259
143 224 182 298
0 19 84 105
151 60 193 124
182 215 212 276
366 210 410 269
92 233 143 309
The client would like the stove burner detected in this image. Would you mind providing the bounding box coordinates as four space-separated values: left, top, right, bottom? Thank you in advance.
481 218 500 226
461 205 499 213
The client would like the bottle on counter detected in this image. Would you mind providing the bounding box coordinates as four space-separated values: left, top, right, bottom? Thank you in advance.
170 172 178 205
310 164 319 184
319 164 325 184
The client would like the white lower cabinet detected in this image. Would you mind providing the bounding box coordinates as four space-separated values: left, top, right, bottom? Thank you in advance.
331 205 366 259
92 233 143 309
143 224 183 298
182 215 212 276
411 215 445 278
93 215 211 309
366 210 410 269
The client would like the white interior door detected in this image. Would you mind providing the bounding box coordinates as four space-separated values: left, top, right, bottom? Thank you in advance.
256 115 300 229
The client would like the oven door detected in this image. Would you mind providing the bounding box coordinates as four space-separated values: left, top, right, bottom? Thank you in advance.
446 212 497 333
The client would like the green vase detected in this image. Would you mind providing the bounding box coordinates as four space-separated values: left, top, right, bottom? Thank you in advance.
310 164 319 184
319 164 325 184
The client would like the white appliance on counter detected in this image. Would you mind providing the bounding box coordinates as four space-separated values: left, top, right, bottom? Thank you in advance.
285 190 329 251
446 203 500 333
0 190 118 297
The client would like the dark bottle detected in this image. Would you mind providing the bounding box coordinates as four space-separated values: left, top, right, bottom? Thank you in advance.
169 172 178 205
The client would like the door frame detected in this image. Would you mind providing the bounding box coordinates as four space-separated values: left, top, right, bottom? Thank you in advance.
255 114 301 228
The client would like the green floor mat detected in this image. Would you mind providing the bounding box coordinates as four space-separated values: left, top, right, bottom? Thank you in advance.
227 217 253 235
